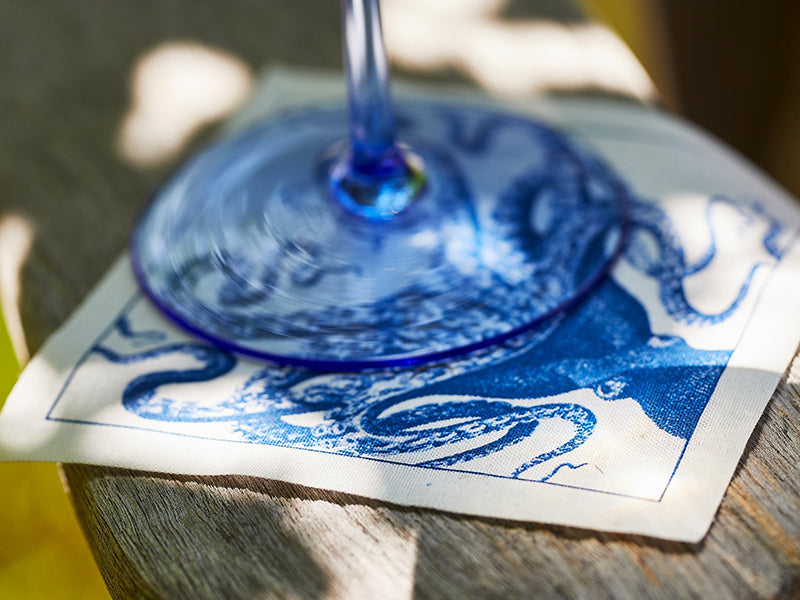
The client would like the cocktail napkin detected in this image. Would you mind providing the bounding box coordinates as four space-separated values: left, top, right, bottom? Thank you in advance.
2 68 800 542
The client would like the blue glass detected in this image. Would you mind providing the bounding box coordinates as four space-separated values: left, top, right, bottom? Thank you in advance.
332 0 424 220
130 0 629 369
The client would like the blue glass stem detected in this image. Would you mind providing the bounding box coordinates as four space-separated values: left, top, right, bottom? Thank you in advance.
342 0 395 161
334 0 426 220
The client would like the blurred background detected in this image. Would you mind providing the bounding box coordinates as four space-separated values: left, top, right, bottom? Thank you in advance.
1 0 798 597
587 0 800 198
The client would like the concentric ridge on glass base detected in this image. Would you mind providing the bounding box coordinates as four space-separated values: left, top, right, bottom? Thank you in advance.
131 100 630 370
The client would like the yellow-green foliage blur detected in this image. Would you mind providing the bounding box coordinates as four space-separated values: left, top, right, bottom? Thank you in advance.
0 314 110 599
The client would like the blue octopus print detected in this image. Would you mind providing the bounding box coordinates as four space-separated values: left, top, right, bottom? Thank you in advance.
88 191 788 495
135 102 629 367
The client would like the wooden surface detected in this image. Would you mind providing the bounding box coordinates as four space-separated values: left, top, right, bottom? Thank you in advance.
3 1 799 598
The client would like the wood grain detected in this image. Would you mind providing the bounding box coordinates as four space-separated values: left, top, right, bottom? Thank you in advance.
61 357 800 599
3 0 799 598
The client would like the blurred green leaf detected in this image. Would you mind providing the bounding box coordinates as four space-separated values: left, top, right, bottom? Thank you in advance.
0 313 18 407
0 312 110 598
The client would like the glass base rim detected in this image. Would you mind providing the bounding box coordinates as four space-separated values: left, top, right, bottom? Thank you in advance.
130 99 632 371
130 216 630 371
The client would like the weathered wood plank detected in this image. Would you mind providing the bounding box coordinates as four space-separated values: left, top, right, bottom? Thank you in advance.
61 355 800 599
3 0 799 597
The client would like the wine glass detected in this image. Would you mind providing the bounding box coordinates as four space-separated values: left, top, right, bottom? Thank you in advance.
131 0 629 370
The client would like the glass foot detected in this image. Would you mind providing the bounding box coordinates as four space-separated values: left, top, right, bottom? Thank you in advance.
131 100 630 369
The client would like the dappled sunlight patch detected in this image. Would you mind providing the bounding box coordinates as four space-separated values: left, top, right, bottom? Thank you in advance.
0 214 34 366
117 42 253 167
382 0 654 99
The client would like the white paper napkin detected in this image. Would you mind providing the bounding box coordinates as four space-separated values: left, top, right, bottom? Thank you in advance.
2 68 799 542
